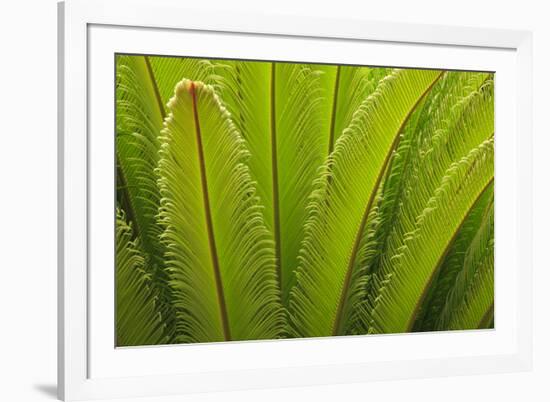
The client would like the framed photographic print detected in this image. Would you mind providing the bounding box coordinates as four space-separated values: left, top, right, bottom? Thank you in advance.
58 0 533 400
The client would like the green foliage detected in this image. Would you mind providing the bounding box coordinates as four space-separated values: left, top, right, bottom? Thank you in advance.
215 61 326 306
157 80 284 342
289 69 443 337
115 210 166 346
115 54 495 346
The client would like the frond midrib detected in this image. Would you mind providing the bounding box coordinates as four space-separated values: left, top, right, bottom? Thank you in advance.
144 55 166 119
190 82 231 341
270 63 282 290
327 65 342 155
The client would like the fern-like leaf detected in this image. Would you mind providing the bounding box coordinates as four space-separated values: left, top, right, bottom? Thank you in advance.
216 61 326 306
436 194 494 330
289 69 443 337
116 209 167 346
157 80 285 342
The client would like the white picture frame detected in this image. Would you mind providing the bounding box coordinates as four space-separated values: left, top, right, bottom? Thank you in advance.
58 0 533 400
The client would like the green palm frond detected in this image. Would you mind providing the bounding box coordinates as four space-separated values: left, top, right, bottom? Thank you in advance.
116 209 167 346
365 72 491 279
116 55 164 258
436 194 494 330
369 139 494 333
312 64 389 154
414 183 494 331
353 72 492 332
343 72 465 335
157 79 285 343
216 61 327 306
365 77 494 333
289 69 443 337
116 54 177 339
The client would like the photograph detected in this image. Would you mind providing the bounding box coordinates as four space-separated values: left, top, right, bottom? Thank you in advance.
115 55 494 346
4 0 546 400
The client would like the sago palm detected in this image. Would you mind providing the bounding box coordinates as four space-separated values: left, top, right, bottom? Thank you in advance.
115 54 494 346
